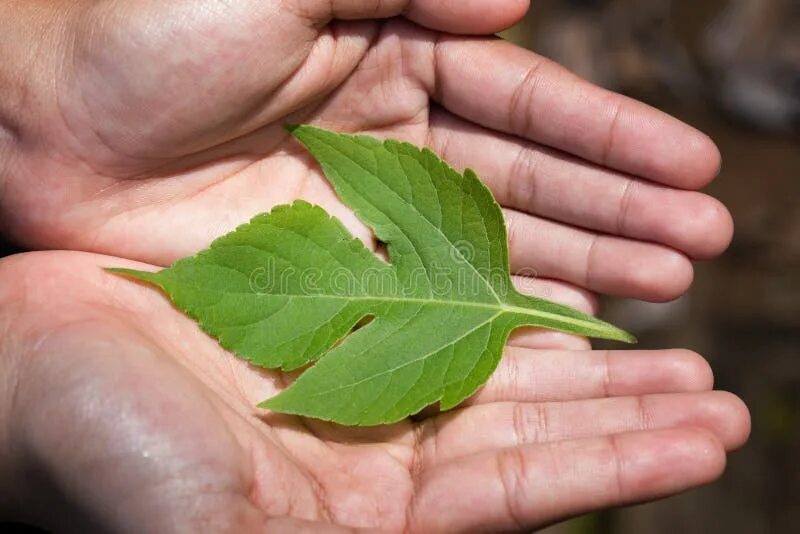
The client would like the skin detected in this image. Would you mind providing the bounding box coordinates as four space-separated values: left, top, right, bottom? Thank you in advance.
0 1 749 532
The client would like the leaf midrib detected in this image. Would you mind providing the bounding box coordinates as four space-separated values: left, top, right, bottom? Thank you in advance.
182 284 601 331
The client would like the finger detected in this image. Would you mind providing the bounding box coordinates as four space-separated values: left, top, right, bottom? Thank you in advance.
301 0 529 34
506 209 694 302
470 348 714 405
511 276 599 315
508 329 591 350
430 38 722 189
429 110 734 260
409 428 727 532
421 391 749 468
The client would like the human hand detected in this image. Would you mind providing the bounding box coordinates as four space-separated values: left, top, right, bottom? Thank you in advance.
0 252 749 532
2 0 732 303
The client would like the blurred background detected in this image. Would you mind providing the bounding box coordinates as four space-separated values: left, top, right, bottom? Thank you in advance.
503 0 799 532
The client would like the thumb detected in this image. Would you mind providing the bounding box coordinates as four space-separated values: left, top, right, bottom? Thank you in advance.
308 0 530 34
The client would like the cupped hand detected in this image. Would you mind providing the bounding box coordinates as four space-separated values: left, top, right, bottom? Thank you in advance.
2 0 731 304
0 252 749 532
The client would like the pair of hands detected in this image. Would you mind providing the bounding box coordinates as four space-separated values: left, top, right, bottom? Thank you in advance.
0 1 749 532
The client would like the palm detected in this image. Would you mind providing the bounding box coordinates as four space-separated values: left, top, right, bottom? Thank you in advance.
6 251 747 532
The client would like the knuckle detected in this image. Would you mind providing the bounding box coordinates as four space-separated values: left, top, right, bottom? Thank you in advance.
495 447 529 530
507 59 546 136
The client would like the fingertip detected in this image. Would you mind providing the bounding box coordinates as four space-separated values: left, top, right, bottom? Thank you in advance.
625 186 733 260
620 105 722 190
649 190 734 260
703 391 752 452
668 349 715 392
684 130 723 190
499 0 532 28
682 427 728 483
686 195 735 260
407 0 530 34
625 427 727 494
627 247 694 303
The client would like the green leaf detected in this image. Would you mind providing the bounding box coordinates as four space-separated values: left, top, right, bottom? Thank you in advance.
109 125 635 426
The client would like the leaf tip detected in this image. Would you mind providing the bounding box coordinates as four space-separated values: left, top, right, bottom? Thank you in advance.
257 398 276 410
611 328 638 344
104 267 162 286
258 395 305 419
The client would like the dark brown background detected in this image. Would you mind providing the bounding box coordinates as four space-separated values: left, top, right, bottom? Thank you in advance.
504 0 799 532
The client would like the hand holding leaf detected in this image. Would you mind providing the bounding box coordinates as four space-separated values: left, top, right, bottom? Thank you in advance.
112 126 634 425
